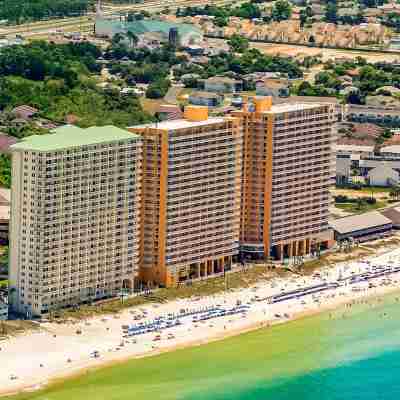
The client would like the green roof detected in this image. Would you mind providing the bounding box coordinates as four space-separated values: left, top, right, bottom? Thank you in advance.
11 125 140 152
96 18 202 39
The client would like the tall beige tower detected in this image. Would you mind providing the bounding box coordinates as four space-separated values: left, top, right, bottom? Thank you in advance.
233 97 335 261
9 125 142 317
129 106 242 287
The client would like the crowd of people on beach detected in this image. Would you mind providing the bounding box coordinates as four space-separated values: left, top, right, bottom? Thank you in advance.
2 247 400 394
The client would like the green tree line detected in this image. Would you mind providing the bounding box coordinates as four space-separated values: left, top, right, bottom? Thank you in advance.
0 0 91 24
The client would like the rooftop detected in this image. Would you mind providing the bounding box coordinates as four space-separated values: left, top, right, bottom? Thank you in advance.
96 18 202 38
380 145 400 154
205 76 241 84
329 211 392 235
267 103 324 113
189 91 221 99
11 125 140 152
129 117 228 131
273 95 341 105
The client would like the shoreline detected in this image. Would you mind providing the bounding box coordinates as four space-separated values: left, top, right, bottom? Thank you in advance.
2 283 400 397
2 246 400 397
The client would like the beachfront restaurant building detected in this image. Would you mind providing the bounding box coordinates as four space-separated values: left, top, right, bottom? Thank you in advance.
329 211 393 242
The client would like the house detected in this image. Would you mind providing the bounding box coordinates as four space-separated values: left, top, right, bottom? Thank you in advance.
12 105 38 120
336 154 351 185
340 86 359 96
376 86 400 96
157 104 183 120
368 163 399 187
0 133 17 154
189 91 223 107
0 188 10 243
203 76 243 93
381 206 400 229
184 45 204 56
347 105 400 126
256 78 289 97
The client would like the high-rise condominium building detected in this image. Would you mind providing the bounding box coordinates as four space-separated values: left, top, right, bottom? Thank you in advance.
9 126 142 317
129 106 242 287
232 97 335 260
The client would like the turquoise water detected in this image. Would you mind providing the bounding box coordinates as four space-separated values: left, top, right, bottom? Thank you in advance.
8 293 400 400
183 295 400 400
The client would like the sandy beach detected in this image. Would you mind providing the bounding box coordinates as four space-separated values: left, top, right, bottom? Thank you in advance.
2 245 400 397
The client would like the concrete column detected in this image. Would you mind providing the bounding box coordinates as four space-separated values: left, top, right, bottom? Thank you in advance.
302 239 307 255
293 241 298 257
306 239 311 255
288 242 293 258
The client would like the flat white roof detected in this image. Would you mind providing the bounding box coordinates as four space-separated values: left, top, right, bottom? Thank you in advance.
381 145 400 154
268 103 324 113
330 211 392 235
335 144 375 153
129 117 227 130
0 205 9 220
0 188 10 202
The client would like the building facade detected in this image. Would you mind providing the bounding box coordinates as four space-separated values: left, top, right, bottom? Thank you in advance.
129 107 242 287
9 126 142 317
232 97 335 260
0 301 7 320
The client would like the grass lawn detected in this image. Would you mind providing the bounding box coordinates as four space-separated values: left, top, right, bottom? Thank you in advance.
139 98 165 115
334 200 386 214
335 185 394 194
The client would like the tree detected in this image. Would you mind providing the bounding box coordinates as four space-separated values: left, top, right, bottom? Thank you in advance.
126 31 138 48
228 34 249 53
271 0 292 22
215 15 228 27
389 185 400 201
112 33 125 45
325 2 337 24
146 79 170 99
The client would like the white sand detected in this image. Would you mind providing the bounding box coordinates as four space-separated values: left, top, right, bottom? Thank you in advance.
2 246 400 396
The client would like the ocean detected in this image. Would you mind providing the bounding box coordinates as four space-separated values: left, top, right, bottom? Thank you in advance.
8 292 400 400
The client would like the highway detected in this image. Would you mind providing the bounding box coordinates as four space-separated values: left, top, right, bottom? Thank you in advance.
1 0 236 38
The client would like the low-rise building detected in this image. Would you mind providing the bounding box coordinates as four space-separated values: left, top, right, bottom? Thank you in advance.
256 78 290 98
330 211 393 242
12 105 38 120
95 17 203 46
336 154 352 185
367 163 399 187
157 104 183 121
0 188 10 244
203 76 243 93
189 91 223 107
347 105 400 126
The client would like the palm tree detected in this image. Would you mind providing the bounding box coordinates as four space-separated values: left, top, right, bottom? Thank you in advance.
112 32 124 45
126 30 138 48
389 185 400 201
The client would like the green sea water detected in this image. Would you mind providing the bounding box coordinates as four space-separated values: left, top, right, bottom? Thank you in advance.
7 293 400 400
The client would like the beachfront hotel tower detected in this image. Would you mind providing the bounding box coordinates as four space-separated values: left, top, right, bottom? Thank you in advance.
8 126 142 317
232 97 335 261
129 106 242 287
